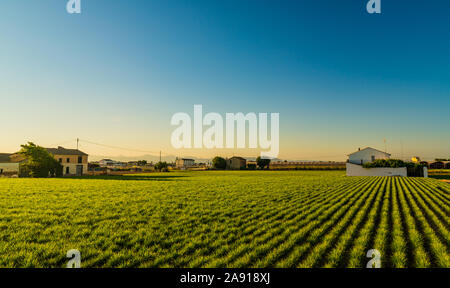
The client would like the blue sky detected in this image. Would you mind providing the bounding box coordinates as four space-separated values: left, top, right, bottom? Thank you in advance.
1 0 449 160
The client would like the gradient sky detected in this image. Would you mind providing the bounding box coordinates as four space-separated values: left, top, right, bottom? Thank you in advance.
1 0 449 161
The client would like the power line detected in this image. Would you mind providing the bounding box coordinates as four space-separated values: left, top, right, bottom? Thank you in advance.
79 139 167 156
47 139 77 148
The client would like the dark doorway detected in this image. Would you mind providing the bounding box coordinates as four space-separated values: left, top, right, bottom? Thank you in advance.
76 165 83 176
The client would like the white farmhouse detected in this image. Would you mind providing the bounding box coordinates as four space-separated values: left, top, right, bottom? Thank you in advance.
98 159 124 167
0 153 25 175
348 147 390 165
346 147 407 177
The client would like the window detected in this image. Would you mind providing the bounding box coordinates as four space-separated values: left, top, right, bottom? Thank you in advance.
371 155 375 162
59 158 62 163
67 158 70 163
66 167 70 174
78 156 82 164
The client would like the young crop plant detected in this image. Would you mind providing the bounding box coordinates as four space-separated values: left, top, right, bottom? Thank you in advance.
0 171 448 268
395 178 431 267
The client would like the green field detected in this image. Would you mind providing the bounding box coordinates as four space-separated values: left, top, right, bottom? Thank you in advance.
0 171 448 268
429 169 450 180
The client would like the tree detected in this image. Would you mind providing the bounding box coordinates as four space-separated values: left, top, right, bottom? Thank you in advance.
137 160 147 166
19 142 63 178
154 161 168 172
247 163 257 170
212 157 226 169
256 157 271 170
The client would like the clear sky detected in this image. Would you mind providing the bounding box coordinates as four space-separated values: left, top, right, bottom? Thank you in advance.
1 0 449 161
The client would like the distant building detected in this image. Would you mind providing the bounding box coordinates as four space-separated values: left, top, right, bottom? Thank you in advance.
0 146 88 176
346 147 429 177
0 153 26 175
99 159 115 166
176 158 195 169
46 146 88 176
348 147 391 165
417 160 450 169
429 161 445 169
226 156 247 170
98 159 127 167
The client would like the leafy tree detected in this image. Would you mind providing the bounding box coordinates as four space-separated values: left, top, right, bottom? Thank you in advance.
256 157 271 170
212 157 226 169
137 160 148 166
19 142 63 178
154 161 168 172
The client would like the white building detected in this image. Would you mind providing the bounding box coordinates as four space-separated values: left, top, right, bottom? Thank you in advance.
346 147 428 177
348 147 390 165
0 153 25 175
98 159 124 167
346 163 408 177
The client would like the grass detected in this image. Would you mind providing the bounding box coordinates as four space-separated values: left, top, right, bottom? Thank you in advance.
0 171 448 268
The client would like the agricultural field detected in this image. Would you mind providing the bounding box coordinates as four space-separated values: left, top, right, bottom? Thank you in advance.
0 171 448 268
429 169 450 182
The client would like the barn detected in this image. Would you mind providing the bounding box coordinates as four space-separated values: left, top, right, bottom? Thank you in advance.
226 157 247 170
175 158 195 169
347 147 391 165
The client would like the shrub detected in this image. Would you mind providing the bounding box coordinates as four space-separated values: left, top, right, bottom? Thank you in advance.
247 164 257 170
154 162 168 172
256 157 271 170
18 142 63 178
212 157 226 170
363 159 424 169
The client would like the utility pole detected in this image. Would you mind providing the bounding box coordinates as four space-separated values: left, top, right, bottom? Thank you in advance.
383 138 387 153
160 151 162 162
400 140 404 161
77 138 79 150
